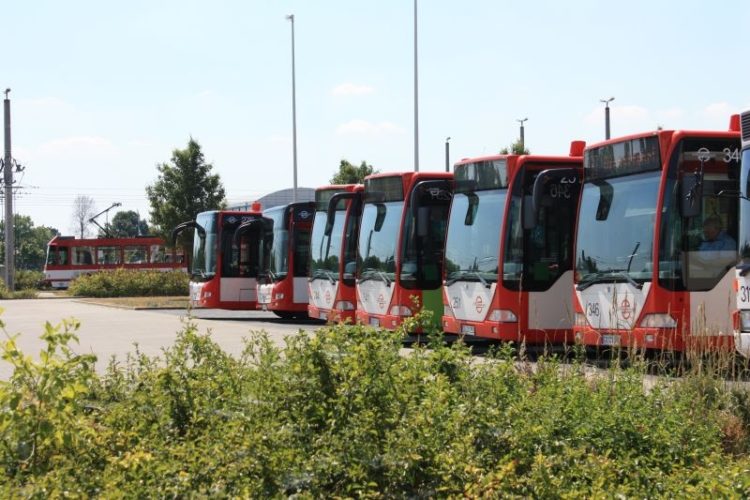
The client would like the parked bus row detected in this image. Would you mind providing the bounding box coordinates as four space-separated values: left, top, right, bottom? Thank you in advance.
43 114 750 359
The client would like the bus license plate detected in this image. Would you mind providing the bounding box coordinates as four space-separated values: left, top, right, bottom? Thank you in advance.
601 334 620 346
319 312 327 321
369 317 380 327
461 324 475 335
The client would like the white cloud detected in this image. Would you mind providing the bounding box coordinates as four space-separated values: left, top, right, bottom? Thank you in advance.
336 119 404 136
331 83 375 96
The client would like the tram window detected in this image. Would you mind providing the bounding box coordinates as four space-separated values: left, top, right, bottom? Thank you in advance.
97 246 121 265
72 247 94 266
124 246 147 264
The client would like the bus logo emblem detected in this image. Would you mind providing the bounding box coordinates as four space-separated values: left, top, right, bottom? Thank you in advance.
299 210 311 219
620 297 632 320
377 293 386 309
474 296 484 314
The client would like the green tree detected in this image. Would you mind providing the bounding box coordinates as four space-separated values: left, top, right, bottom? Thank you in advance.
100 210 149 238
146 138 226 254
330 159 378 185
499 139 530 155
0 215 58 271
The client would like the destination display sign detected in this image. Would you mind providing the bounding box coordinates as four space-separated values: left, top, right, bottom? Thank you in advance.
454 159 509 192
364 176 405 203
584 136 661 180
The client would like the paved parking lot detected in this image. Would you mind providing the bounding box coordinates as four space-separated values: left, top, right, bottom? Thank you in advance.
0 298 321 379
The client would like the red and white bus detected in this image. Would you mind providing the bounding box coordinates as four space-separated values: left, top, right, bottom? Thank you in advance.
308 184 363 323
734 111 750 357
441 143 585 343
355 172 453 330
257 202 315 319
573 118 741 353
43 235 186 289
172 206 266 309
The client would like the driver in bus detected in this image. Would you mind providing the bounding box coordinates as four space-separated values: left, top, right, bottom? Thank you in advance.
699 216 736 252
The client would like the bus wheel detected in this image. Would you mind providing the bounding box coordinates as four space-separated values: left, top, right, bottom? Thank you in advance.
273 311 297 320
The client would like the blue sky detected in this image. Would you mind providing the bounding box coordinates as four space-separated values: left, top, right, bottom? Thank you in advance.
5 0 749 234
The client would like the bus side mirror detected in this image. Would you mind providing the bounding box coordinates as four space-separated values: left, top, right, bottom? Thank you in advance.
464 192 478 225
417 206 430 237
522 195 536 230
374 203 386 231
681 172 703 218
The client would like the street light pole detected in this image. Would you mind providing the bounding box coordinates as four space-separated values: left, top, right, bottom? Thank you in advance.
600 97 614 140
286 14 298 202
413 0 420 172
3 89 13 291
516 117 528 151
445 137 451 172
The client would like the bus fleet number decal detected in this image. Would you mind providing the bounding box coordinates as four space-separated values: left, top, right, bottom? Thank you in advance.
586 302 600 318
740 285 750 305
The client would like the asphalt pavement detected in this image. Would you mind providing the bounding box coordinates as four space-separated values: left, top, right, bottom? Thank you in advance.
0 298 321 379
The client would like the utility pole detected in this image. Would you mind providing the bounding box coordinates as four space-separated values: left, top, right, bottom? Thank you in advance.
517 117 528 151
445 137 451 172
600 97 614 140
3 89 13 291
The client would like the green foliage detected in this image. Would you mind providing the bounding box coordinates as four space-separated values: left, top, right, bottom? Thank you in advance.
99 210 149 238
0 313 749 496
499 138 530 155
68 269 188 297
0 215 57 272
330 159 377 185
146 138 226 255
13 270 44 292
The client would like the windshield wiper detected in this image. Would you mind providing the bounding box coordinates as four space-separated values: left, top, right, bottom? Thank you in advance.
446 270 492 288
576 270 643 291
192 268 207 279
311 268 337 284
736 263 750 277
359 268 392 286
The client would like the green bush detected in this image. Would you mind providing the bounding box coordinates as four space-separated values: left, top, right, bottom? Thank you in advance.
14 270 45 291
0 281 37 299
0 314 749 496
68 269 189 297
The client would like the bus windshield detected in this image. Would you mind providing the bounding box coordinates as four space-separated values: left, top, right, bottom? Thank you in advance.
400 181 452 290
659 137 740 291
357 201 403 285
445 189 504 285
575 171 660 285
503 166 579 291
310 207 345 283
740 148 750 264
266 208 289 282
192 211 217 281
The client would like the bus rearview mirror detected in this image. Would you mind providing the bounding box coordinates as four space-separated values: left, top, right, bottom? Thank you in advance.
417 206 430 237
522 195 536 230
374 204 386 231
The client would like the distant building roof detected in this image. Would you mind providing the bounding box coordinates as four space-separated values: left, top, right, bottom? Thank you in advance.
229 187 315 211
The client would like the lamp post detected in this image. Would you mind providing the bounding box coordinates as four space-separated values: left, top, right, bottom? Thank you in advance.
286 14 298 202
3 89 13 291
600 97 614 140
413 0 419 172
445 137 451 172
516 117 528 151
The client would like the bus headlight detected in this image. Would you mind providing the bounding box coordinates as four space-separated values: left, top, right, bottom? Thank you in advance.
389 305 412 316
487 309 517 322
335 301 355 311
739 311 750 332
639 314 676 328
275 293 285 300
574 313 588 327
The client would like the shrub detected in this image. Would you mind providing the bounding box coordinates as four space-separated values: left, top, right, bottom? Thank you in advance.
0 313 749 496
13 270 45 291
68 269 189 297
0 281 37 300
